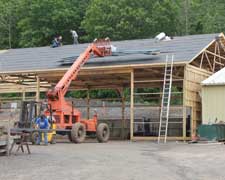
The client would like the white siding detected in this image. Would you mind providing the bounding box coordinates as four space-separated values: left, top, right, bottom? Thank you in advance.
202 85 225 124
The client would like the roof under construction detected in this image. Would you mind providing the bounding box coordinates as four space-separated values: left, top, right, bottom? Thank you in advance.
0 33 219 73
0 33 224 142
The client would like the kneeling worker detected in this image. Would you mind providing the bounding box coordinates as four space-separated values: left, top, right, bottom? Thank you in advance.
35 114 49 145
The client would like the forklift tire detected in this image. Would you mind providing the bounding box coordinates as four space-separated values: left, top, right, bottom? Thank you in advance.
71 123 86 143
31 131 40 145
97 123 110 143
50 134 56 144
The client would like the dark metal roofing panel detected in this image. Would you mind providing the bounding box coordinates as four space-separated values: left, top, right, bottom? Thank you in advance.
0 33 218 72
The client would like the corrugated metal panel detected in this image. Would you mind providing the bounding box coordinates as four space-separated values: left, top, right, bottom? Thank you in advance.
202 67 225 85
0 33 219 72
202 86 225 123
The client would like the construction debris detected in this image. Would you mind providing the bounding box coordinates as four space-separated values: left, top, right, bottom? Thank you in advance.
155 32 172 42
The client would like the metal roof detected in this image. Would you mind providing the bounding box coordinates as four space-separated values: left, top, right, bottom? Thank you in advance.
202 67 225 86
0 33 219 73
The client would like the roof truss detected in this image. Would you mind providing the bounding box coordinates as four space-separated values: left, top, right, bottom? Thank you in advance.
190 33 225 73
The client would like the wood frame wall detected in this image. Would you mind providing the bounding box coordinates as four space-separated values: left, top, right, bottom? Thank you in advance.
183 65 212 136
0 63 215 141
130 64 185 141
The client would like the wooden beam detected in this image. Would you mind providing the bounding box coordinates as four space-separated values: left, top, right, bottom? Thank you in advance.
186 64 212 76
212 42 217 72
205 49 225 61
204 51 213 72
0 88 48 93
134 79 183 83
217 41 222 69
121 89 125 140
130 70 134 140
141 68 182 79
200 52 204 69
22 88 26 101
36 76 40 102
0 62 187 75
131 136 191 141
183 65 187 140
86 89 90 119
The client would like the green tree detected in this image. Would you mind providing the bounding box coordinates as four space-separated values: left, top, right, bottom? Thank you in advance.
0 0 20 49
81 0 157 41
198 0 225 33
17 0 89 47
151 0 181 36
1 0 225 49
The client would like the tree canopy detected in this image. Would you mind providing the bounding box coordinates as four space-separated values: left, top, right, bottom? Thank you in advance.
0 0 225 49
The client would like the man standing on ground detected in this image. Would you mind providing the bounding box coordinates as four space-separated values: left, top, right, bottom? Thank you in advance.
70 30 79 44
35 114 49 145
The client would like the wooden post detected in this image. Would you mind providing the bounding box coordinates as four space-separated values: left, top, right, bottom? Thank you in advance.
121 89 125 140
86 89 90 119
130 70 134 140
36 76 40 115
36 76 40 102
22 88 26 101
182 65 187 141
200 52 204 69
212 42 217 71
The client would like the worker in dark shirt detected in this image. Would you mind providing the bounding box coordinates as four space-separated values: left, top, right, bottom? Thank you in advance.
51 37 60 48
35 114 49 145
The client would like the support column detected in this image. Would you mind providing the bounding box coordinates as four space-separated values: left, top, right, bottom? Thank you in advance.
36 76 40 102
36 76 40 115
130 70 134 140
182 66 187 141
86 89 90 119
121 89 125 139
22 88 26 101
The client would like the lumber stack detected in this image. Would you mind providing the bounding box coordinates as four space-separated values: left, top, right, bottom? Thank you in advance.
0 126 7 155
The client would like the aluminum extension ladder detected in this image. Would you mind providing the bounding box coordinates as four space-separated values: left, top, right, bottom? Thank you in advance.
158 55 174 143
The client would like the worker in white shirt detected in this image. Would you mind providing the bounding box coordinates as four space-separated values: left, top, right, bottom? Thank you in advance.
70 30 79 44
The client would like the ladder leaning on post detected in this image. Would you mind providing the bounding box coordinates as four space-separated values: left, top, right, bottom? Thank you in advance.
158 55 174 143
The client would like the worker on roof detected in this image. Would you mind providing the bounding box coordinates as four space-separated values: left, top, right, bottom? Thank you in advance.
35 113 49 145
70 30 79 44
51 37 59 48
57 36 63 46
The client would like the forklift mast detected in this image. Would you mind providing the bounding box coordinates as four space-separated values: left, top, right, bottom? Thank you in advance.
19 101 52 128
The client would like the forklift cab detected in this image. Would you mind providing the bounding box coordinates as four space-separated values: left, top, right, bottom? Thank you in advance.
18 101 56 144
19 101 52 127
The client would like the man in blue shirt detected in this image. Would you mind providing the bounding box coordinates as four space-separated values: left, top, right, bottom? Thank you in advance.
35 114 49 145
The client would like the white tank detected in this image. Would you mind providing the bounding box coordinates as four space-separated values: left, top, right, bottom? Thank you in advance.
155 32 166 41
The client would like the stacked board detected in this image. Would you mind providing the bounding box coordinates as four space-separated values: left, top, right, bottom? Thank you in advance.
0 126 7 155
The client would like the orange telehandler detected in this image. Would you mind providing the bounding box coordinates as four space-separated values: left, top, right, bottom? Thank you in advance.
45 38 112 143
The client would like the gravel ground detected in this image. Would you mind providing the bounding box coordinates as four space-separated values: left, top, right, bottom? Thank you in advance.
1 140 225 180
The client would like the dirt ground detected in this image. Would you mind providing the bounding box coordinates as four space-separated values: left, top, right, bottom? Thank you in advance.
1 140 225 180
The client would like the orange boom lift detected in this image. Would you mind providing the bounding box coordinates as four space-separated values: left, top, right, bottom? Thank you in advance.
46 39 112 143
